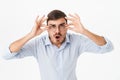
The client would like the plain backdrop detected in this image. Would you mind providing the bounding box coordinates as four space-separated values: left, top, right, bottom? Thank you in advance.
0 0 120 80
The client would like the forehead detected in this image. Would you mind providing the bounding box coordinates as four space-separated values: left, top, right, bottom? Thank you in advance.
48 18 66 25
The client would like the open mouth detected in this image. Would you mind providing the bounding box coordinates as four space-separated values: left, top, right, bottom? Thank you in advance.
55 36 61 39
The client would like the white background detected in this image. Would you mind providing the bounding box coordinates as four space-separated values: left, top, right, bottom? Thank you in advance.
0 0 120 80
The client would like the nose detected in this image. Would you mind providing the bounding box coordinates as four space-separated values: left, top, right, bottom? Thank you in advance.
55 27 60 33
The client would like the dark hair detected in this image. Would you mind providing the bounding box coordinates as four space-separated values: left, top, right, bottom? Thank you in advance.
47 10 67 25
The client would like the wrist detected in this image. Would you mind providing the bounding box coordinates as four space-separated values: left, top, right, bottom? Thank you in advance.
27 32 36 39
78 27 86 34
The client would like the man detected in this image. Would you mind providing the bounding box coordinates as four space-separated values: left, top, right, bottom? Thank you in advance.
4 10 113 80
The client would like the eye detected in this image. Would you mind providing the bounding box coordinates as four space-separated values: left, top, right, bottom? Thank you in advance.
49 25 56 28
59 23 66 28
60 24 65 27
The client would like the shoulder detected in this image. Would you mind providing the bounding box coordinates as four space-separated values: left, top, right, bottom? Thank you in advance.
67 30 87 42
29 31 48 44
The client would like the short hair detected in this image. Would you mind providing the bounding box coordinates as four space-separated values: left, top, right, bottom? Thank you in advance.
47 10 67 25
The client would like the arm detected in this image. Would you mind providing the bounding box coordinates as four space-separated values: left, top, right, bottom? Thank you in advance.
66 14 113 54
66 14 106 46
10 15 47 53
81 29 106 46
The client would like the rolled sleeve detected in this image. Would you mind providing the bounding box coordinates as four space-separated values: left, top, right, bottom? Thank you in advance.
97 37 114 53
81 36 114 54
2 47 19 60
2 38 37 60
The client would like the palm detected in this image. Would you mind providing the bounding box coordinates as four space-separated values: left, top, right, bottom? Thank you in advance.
31 15 47 37
66 14 85 33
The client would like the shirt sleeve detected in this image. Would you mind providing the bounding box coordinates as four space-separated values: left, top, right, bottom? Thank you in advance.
79 36 114 54
3 38 37 60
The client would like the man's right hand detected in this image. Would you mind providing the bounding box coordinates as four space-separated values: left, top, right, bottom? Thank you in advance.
9 15 48 53
30 15 48 38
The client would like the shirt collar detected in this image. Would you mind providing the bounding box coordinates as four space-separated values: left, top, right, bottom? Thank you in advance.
45 32 70 46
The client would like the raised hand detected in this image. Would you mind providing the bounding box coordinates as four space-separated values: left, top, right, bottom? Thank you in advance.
65 14 85 34
30 15 48 37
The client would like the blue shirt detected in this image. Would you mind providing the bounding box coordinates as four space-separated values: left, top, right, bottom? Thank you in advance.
4 31 113 80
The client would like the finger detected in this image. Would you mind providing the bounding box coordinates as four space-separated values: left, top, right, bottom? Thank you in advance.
40 24 46 27
36 15 47 27
40 15 45 21
65 24 69 27
74 13 81 20
68 23 74 26
45 26 49 30
41 17 48 23
65 24 69 29
68 14 77 18
36 15 45 24
65 17 74 21
41 25 49 31
65 23 74 29
35 16 39 23
74 13 80 18
66 26 74 31
40 24 48 29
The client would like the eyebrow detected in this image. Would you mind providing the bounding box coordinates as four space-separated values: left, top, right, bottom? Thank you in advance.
49 24 55 26
48 22 66 26
60 22 66 25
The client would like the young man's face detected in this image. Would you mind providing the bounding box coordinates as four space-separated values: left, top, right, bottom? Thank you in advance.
47 18 68 46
